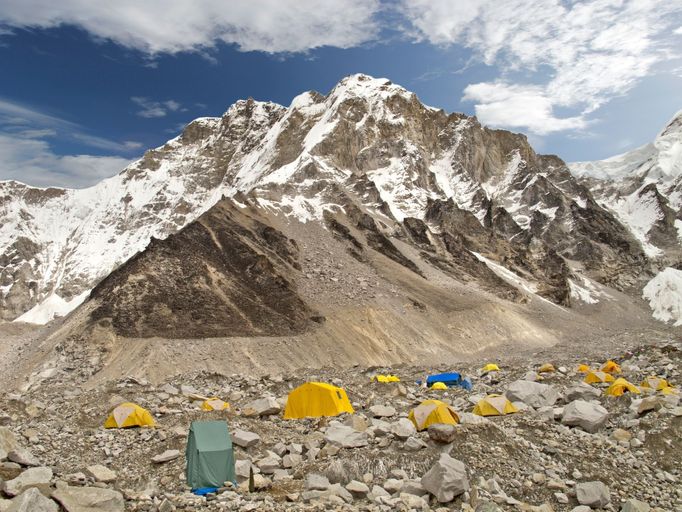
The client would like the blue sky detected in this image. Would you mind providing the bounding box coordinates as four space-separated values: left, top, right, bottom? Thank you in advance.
1 0 681 188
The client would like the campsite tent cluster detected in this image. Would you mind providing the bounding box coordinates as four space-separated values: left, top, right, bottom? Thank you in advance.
99 359 677 492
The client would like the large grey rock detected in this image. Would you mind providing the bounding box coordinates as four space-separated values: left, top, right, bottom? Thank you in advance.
576 481 610 508
506 380 559 408
565 383 602 402
84 465 116 483
6 488 58 512
324 423 368 448
7 448 39 467
53 485 124 512
243 397 280 417
562 401 609 433
232 429 261 448
420 453 469 503
621 499 651 512
1 467 53 497
427 424 457 444
391 418 416 440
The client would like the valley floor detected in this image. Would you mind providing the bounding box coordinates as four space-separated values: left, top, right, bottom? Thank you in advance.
0 320 680 511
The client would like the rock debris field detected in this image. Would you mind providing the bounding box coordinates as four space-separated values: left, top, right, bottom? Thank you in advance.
0 338 680 512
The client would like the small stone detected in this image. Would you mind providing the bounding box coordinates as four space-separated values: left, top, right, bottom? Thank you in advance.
346 480 370 497
151 450 180 463
369 405 396 418
427 424 457 444
7 449 39 467
85 465 117 483
404 436 427 451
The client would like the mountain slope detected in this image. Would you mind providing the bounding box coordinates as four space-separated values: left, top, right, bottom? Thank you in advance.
1 74 654 326
570 111 682 259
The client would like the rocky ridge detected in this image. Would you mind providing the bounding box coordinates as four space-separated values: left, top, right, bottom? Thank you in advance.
1 74 655 326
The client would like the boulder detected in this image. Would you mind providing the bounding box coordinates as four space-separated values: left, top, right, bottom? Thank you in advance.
242 397 280 417
565 383 602 402
324 423 368 448
255 456 280 474
427 424 457 444
151 450 180 463
84 465 117 483
621 498 651 512
6 488 58 512
1 467 53 497
576 481 610 508
391 418 416 440
7 448 39 467
53 485 124 512
232 429 261 448
421 453 469 503
506 380 559 408
562 400 609 433
369 405 396 418
305 473 330 491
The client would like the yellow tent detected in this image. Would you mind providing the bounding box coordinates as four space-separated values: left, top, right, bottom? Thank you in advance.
201 398 230 411
482 363 500 373
104 402 155 428
431 382 448 390
605 378 641 397
661 386 679 395
473 394 518 416
373 374 400 383
577 364 591 373
584 371 615 384
538 363 556 373
283 382 354 419
408 400 459 431
640 376 671 391
601 360 622 374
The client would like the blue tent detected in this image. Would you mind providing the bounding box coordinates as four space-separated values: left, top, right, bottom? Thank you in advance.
426 372 461 387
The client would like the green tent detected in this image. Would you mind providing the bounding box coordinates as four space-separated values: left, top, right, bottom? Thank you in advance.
186 420 236 489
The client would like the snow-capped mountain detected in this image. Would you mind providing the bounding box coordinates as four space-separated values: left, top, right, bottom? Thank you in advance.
569 110 682 327
570 111 682 258
1 74 652 325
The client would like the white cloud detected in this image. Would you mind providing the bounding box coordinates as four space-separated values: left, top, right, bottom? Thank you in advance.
0 99 139 187
0 133 130 188
131 97 183 118
402 0 682 134
0 97 142 153
675 26 682 35
0 0 380 55
462 82 586 135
